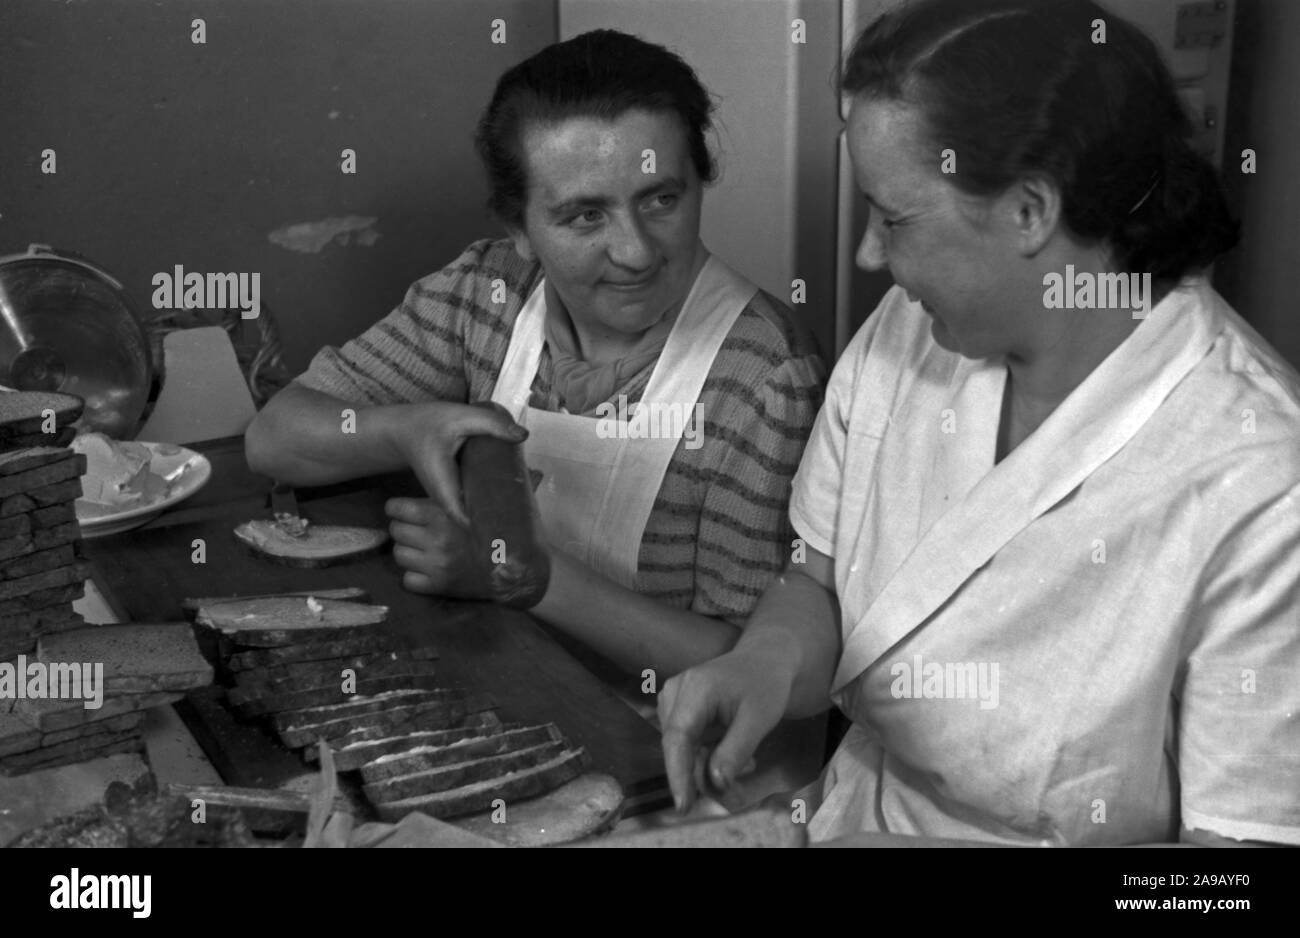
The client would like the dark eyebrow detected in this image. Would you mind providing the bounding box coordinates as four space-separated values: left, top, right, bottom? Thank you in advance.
546 176 686 220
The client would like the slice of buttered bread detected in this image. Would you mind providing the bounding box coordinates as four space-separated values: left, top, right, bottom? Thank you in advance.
234 519 389 568
193 596 389 647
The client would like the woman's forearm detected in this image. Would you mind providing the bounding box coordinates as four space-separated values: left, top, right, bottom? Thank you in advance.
531 550 743 679
244 384 413 485
733 561 842 719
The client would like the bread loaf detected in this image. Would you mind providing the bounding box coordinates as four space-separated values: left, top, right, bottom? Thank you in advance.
457 407 551 609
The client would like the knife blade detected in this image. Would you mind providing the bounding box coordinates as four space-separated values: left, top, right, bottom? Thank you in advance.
270 480 301 519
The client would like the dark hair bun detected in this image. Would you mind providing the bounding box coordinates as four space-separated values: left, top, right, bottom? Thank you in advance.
1113 139 1240 282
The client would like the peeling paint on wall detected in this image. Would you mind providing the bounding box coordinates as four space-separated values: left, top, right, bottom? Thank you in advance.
268 216 380 254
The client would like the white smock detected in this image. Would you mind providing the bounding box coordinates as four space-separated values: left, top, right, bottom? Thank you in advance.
790 281 1300 845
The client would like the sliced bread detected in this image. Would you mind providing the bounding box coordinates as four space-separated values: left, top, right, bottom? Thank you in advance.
180 586 370 617
0 391 84 437
372 747 587 822
363 740 567 803
233 519 389 568
36 624 213 695
360 723 563 784
225 632 408 670
230 672 443 717
231 646 438 694
304 716 506 770
276 692 496 749
194 596 389 647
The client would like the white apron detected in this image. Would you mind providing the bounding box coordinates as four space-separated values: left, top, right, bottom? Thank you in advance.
490 252 753 589
493 255 832 808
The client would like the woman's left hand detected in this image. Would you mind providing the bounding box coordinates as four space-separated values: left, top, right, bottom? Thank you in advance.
385 496 477 596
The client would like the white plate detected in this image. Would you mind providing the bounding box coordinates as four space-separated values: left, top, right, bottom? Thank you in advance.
76 442 212 538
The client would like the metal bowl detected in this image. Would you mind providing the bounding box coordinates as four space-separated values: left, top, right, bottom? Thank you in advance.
0 244 154 439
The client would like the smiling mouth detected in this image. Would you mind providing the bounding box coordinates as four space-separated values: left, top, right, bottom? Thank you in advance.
604 270 659 290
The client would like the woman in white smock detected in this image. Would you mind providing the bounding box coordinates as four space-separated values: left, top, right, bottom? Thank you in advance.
658 0 1300 846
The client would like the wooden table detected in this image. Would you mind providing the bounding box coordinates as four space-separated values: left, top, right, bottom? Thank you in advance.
82 436 670 811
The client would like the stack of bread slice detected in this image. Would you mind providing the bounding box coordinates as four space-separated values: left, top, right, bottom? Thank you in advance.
1 392 97 660
190 589 590 823
189 592 496 748
355 721 590 823
0 623 214 775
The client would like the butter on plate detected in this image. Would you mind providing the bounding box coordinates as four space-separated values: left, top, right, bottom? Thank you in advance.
71 432 166 508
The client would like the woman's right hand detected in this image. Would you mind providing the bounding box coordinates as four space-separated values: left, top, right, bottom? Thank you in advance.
391 401 527 527
658 646 796 813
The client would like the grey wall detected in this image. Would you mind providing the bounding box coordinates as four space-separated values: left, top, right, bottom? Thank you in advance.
1219 0 1300 370
4 0 1294 377
0 0 557 375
